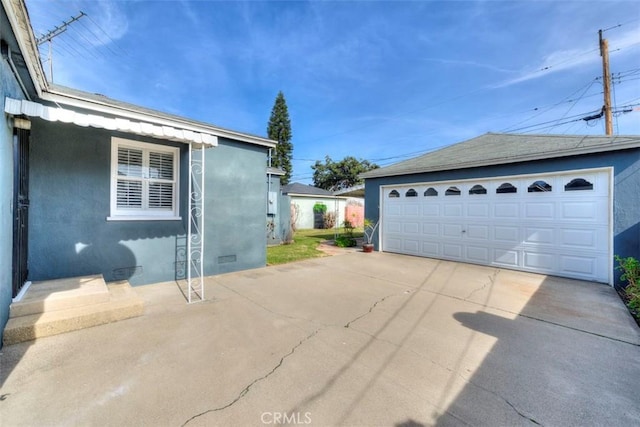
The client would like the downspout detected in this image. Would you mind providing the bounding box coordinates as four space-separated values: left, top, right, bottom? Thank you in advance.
266 148 272 242
267 148 272 199
334 196 339 240
187 142 192 300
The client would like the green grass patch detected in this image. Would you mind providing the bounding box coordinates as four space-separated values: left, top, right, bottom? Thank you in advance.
267 228 363 265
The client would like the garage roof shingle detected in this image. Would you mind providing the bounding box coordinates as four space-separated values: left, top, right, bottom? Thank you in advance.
361 133 640 179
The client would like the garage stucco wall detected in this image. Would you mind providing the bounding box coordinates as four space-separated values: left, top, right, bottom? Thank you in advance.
28 119 269 285
364 149 640 284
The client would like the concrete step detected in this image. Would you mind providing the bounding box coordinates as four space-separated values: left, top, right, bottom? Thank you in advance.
9 275 110 318
3 281 144 346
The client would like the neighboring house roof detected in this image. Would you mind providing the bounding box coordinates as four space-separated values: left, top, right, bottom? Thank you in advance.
361 133 640 179
282 183 334 197
2 0 276 149
333 184 365 198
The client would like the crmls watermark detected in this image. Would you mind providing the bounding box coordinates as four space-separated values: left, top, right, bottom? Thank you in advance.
261 411 312 425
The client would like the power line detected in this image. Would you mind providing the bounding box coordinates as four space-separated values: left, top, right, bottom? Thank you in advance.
58 34 100 60
84 13 128 56
602 18 640 33
77 17 126 58
547 79 599 133
500 78 600 133
512 103 639 135
302 42 626 145
505 110 601 133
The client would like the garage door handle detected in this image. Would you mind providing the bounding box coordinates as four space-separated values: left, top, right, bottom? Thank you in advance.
462 230 466 233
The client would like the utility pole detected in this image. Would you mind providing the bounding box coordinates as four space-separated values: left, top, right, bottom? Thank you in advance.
599 29 613 135
36 12 86 83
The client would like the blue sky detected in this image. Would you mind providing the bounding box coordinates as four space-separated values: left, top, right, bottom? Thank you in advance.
25 0 640 184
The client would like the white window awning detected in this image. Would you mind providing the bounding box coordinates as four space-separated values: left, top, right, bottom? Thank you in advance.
4 97 218 146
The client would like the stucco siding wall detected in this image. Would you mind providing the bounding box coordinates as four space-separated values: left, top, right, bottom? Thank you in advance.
612 148 640 273
28 122 269 285
292 197 348 230
1 58 28 342
203 139 267 274
29 120 187 285
364 149 640 283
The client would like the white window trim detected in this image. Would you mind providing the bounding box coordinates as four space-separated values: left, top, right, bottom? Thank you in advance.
108 137 181 221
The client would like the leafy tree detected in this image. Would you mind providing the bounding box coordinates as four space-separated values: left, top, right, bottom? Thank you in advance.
267 91 293 185
312 156 379 191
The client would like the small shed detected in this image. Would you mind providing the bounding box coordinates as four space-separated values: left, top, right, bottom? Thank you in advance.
282 183 364 230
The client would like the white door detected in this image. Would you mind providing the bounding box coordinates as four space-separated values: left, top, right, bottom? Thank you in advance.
381 169 611 283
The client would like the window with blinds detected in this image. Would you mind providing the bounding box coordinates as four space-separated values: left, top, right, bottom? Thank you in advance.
110 138 180 220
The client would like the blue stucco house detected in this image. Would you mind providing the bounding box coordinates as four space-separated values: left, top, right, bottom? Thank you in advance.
1 0 282 340
361 133 640 287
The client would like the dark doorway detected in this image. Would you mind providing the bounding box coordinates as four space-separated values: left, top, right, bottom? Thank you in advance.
12 124 30 297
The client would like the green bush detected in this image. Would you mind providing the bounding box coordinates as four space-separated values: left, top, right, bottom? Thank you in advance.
335 235 357 247
313 203 327 214
615 255 640 310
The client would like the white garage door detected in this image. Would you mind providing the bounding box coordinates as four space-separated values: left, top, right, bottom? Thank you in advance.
381 169 611 283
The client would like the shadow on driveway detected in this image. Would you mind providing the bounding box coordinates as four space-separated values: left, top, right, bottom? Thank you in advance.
1 253 638 426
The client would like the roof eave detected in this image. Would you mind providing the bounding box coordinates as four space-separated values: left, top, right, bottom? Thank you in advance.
363 140 640 179
286 193 346 199
2 0 48 96
40 89 277 148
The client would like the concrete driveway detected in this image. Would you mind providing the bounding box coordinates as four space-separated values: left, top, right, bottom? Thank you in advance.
1 252 639 426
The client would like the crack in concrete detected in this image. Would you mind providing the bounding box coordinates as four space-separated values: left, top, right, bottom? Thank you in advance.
504 399 543 425
181 328 322 426
340 330 541 425
420 352 542 425
218 282 330 327
343 292 405 329
342 324 542 426
287 265 443 420
412 349 543 427
464 269 500 301
460 374 543 425
514 313 640 347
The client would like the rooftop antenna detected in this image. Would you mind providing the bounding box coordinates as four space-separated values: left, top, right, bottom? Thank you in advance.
36 11 86 83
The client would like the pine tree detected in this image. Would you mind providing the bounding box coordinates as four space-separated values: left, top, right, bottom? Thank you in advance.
267 91 293 185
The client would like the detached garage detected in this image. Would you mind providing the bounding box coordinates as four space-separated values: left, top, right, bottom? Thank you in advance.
361 133 640 286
